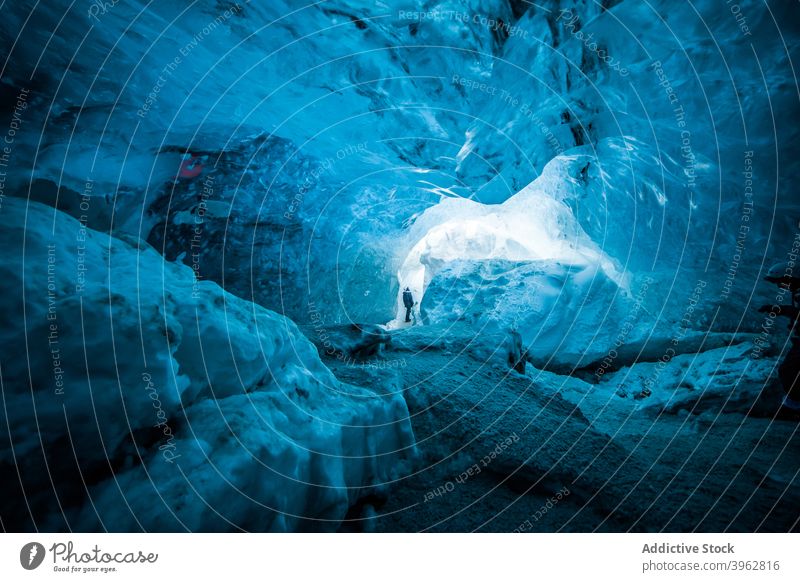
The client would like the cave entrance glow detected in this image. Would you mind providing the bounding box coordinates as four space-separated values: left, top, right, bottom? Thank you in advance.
387 206 619 328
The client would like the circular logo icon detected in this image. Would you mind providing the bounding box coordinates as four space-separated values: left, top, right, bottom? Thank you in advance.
20 542 46 570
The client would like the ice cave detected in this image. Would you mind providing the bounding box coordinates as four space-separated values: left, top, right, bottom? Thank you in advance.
0 0 799 532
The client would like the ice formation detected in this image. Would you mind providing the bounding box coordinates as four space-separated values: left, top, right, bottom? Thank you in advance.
1 0 798 531
0 198 414 531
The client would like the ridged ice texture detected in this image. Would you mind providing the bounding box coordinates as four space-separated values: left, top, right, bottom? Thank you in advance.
3 0 796 328
0 198 415 531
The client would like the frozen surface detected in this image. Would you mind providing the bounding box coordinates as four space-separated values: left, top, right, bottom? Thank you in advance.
0 198 414 531
3 0 796 327
1 0 798 531
420 258 631 368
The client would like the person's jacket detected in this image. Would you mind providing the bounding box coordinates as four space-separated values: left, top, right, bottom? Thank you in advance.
402 291 413 308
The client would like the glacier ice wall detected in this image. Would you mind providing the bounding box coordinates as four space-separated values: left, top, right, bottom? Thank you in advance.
4 0 794 329
1 0 798 531
0 197 415 531
2 0 521 322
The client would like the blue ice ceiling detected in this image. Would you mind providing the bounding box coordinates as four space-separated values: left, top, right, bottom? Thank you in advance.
3 1 797 325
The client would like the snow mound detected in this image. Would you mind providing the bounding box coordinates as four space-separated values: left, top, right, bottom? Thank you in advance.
421 258 643 368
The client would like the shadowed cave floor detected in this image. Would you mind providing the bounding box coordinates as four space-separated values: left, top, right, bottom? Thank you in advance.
303 323 800 532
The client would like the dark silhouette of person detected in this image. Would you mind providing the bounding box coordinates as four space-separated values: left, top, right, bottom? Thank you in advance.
402 287 414 323
758 262 800 418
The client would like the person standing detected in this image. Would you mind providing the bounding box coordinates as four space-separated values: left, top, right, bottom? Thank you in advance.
402 287 414 323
